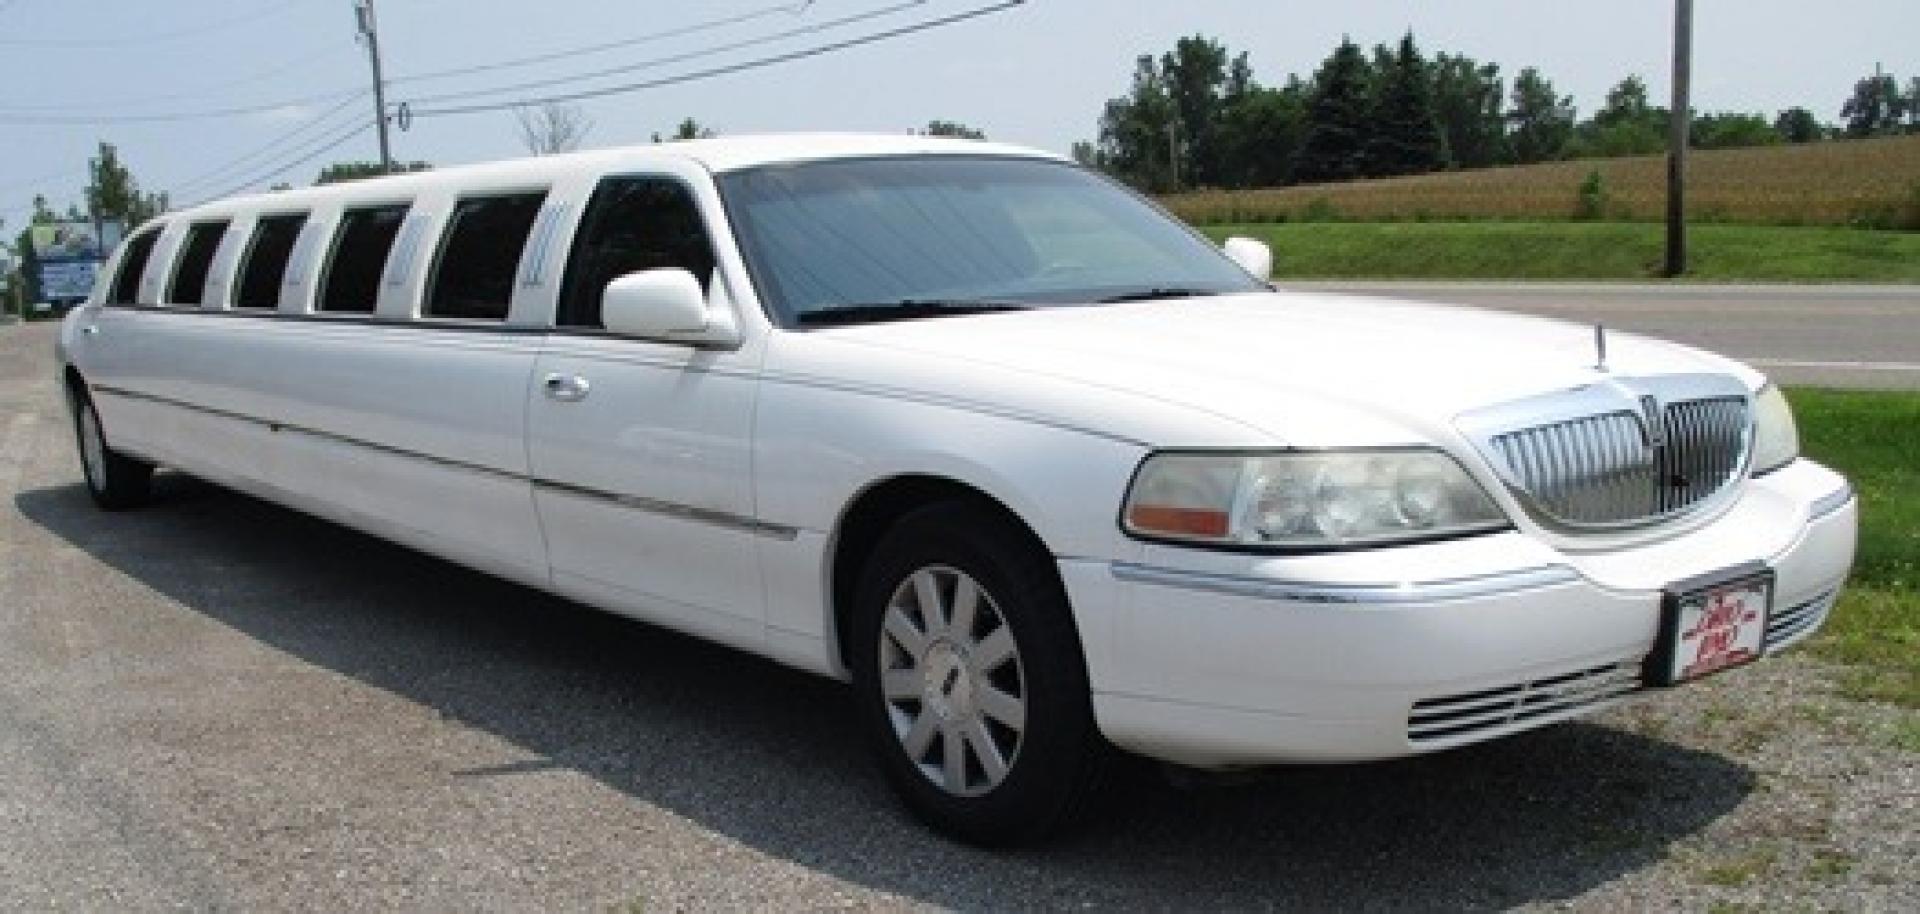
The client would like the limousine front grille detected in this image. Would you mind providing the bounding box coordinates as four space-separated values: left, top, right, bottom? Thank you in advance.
1488 395 1749 528
1408 662 1642 745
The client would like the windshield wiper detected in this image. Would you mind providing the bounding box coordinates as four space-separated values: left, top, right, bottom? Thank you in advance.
1095 287 1225 304
796 299 1031 327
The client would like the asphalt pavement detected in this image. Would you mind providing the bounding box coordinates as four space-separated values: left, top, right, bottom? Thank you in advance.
1288 282 1920 390
0 310 1909 909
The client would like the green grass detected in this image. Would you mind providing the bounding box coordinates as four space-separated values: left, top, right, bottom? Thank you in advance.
1196 222 1920 282
1791 388 1920 707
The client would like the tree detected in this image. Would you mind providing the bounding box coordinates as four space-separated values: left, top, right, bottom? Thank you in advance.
1069 141 1102 168
1294 39 1375 183
1431 53 1508 169
1841 70 1904 137
1593 75 1653 128
1692 113 1780 149
1363 33 1447 177
1773 107 1823 143
513 102 593 155
1507 67 1576 163
1095 54 1180 191
1215 80 1308 187
920 120 986 139
1566 75 1665 158
1158 36 1233 187
85 142 168 229
316 161 430 184
1906 77 1920 133
653 118 715 142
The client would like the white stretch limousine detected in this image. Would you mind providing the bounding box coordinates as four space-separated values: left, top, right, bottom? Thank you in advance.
58 135 1856 845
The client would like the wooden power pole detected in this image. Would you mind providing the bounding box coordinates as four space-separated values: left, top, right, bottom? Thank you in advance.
1664 0 1693 277
354 0 395 173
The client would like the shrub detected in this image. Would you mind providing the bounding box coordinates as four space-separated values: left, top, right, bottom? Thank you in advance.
1575 169 1609 220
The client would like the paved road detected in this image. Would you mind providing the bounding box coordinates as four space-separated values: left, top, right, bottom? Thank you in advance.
0 319 1904 909
1290 282 1920 390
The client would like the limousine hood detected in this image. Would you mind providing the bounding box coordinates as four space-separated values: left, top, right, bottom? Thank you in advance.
777 290 1761 448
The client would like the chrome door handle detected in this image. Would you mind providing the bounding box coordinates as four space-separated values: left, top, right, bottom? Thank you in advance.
542 373 590 402
81 325 100 336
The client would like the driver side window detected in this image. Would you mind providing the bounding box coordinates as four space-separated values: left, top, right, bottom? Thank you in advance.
556 176 717 329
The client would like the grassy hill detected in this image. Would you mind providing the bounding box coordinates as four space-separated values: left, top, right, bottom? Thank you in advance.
1165 134 1920 228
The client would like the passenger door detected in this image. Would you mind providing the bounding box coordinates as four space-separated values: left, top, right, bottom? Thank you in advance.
527 174 767 649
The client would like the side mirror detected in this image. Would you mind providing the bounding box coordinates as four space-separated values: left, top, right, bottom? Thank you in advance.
602 268 709 338
1222 236 1273 282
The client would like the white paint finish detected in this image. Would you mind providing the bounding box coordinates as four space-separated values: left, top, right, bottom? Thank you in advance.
55 135 1860 773
528 334 765 632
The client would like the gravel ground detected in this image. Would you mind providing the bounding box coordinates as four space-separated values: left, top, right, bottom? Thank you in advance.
2 319 1915 911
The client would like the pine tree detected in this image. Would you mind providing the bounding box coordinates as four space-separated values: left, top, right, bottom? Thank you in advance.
1295 39 1375 184
1364 33 1447 177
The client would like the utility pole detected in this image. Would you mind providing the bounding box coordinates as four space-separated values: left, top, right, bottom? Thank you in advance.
1664 0 1692 277
354 0 394 172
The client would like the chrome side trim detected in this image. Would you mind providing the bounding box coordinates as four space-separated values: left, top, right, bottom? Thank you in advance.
530 478 798 540
92 384 524 482
1808 482 1855 522
89 384 800 541
1109 561 1582 605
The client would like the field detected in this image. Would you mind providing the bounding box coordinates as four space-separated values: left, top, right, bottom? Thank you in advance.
1197 222 1920 281
1166 134 1920 228
1793 388 1920 708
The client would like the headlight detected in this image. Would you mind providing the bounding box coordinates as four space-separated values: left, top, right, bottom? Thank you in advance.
1122 449 1507 549
1750 384 1799 476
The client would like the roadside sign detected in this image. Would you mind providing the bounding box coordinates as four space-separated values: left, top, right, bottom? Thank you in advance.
38 260 101 300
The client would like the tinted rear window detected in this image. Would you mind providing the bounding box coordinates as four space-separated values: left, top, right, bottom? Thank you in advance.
320 204 409 313
234 213 307 309
426 192 546 320
168 220 229 305
108 228 162 304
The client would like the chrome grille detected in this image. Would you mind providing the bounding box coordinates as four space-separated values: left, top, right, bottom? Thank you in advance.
1489 395 1749 527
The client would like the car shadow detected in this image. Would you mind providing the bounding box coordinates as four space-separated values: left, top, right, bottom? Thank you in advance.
16 475 1756 910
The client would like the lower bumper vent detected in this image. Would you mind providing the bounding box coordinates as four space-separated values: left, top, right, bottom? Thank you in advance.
1766 587 1839 650
1408 661 1641 745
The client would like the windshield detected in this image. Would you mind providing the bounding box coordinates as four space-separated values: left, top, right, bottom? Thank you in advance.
716 155 1265 326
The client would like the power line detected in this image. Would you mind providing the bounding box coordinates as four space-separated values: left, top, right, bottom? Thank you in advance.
190 122 375 207
402 0 926 108
168 93 370 197
0 0 303 47
0 44 352 114
389 0 818 86
0 163 85 196
410 0 1026 118
0 85 364 125
0 2 832 124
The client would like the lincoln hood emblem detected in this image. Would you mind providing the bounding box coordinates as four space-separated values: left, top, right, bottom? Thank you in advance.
1640 394 1667 448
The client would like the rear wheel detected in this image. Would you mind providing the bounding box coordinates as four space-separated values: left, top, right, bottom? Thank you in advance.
850 500 1106 845
72 388 152 511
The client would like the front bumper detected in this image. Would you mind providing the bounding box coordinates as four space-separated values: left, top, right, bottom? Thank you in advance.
1061 458 1856 769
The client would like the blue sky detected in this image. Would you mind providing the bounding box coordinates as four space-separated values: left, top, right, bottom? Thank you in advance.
2 0 1914 229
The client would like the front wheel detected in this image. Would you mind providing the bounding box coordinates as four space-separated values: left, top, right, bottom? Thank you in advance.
72 389 153 511
850 501 1107 845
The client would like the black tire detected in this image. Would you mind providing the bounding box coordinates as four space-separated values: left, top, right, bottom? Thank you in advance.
850 500 1107 846
71 386 153 511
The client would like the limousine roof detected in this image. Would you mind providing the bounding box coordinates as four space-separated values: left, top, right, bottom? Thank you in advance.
179 133 1066 222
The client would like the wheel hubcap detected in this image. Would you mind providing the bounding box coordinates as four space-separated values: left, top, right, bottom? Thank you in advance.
878 565 1026 797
